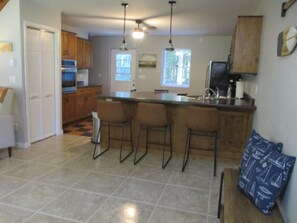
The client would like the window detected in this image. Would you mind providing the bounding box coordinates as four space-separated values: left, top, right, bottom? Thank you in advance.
162 49 191 88
115 53 132 81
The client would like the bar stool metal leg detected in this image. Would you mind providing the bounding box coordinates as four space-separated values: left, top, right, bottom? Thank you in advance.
162 125 172 169
217 171 224 218
120 120 134 163
93 121 110 160
182 128 192 172
8 147 12 157
213 132 218 176
134 125 149 165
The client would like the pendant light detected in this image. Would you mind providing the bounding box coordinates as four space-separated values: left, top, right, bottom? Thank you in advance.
120 3 129 51
132 20 145 39
165 1 176 51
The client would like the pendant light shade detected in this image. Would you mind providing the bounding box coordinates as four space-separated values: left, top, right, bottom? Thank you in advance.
165 1 176 51
120 3 129 51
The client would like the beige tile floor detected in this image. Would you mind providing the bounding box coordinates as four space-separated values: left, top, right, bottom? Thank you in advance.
0 134 237 223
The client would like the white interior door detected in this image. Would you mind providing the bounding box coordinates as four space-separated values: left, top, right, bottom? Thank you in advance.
26 28 55 143
41 31 55 138
110 49 136 92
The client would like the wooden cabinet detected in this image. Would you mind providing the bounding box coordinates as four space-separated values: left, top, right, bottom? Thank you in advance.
76 87 94 118
230 16 263 74
218 111 253 160
84 40 93 68
62 31 77 60
62 94 77 124
62 86 102 125
77 37 93 69
77 38 84 68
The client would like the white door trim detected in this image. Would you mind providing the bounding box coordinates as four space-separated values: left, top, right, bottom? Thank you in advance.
23 21 62 147
110 49 136 92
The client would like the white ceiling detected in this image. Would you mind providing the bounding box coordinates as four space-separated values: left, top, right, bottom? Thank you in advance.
31 0 262 36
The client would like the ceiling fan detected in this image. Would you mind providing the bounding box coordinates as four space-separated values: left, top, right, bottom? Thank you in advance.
132 19 156 38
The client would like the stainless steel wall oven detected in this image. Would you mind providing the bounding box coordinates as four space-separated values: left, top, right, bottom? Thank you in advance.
62 59 77 94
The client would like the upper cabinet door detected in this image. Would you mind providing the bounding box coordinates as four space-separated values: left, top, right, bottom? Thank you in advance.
230 16 263 75
77 38 93 69
61 30 77 60
84 40 93 69
76 37 84 68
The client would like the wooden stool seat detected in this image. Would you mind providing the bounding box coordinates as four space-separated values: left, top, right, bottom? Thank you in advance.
134 102 172 169
93 100 133 162
182 106 219 176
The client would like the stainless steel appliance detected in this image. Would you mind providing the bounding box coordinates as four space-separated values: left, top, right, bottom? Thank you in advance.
205 61 230 96
62 59 77 94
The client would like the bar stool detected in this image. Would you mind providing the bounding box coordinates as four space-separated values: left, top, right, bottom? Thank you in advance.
93 100 133 163
134 102 172 169
182 106 219 176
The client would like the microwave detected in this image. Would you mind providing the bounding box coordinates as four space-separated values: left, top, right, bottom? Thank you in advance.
62 60 77 94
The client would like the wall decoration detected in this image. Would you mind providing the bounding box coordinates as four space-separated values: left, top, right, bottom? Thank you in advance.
281 0 296 17
0 0 9 12
0 42 13 52
277 26 297 57
139 54 157 68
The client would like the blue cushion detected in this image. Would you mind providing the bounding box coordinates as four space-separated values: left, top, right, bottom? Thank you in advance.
238 149 296 214
239 130 283 172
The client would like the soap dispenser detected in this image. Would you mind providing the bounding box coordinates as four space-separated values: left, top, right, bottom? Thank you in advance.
227 80 233 99
236 79 244 99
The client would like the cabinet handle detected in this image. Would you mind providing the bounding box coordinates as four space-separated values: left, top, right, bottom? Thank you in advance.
45 94 52 98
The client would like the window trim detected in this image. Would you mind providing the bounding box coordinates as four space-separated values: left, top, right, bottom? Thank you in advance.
161 48 191 88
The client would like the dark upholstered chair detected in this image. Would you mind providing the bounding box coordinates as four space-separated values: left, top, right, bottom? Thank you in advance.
93 100 133 163
134 102 172 169
182 106 219 176
0 87 14 157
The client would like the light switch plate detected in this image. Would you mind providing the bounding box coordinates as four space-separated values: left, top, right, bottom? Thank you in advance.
9 59 15 68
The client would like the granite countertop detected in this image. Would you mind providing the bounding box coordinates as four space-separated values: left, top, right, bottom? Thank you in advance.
77 84 103 88
96 91 256 112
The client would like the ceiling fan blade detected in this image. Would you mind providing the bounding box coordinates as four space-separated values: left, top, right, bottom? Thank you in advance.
141 21 157 30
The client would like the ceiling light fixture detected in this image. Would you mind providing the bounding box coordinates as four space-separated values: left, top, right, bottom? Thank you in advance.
165 1 176 51
132 20 145 39
120 2 129 51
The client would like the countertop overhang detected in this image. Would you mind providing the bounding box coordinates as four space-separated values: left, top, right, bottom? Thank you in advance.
96 91 256 112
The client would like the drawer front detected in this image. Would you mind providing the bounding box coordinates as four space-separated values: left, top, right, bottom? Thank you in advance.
77 87 93 94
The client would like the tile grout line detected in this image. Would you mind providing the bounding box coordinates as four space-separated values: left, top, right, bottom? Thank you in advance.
84 166 132 223
1 135 224 223
206 175 214 223
147 168 175 223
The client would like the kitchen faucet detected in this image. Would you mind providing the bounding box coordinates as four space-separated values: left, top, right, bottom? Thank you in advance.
204 88 219 99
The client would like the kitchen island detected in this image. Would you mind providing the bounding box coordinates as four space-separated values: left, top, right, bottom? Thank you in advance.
96 91 256 163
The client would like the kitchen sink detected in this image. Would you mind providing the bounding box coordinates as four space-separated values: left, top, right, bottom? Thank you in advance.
187 95 231 100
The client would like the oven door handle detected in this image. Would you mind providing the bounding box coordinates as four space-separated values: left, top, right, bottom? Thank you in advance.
61 67 77 72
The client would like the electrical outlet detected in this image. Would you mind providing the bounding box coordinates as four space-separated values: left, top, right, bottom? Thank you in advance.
9 75 16 84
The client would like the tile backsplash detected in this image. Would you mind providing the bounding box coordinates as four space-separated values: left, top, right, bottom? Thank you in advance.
77 69 89 86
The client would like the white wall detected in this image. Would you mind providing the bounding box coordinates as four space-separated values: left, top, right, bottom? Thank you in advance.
0 0 25 144
90 35 231 95
244 1 297 222
0 0 62 146
20 0 62 146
